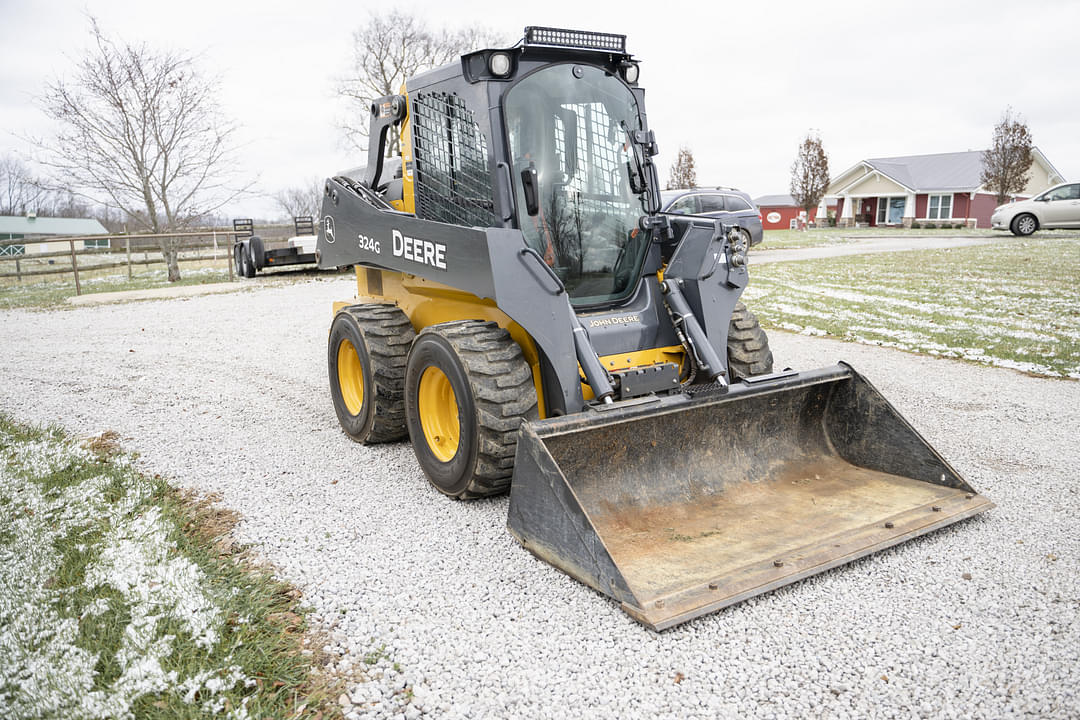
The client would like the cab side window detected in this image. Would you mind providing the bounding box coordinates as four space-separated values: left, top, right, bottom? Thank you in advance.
697 195 726 213
668 196 698 214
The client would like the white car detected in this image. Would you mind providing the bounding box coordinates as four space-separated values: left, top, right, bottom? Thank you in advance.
991 182 1080 235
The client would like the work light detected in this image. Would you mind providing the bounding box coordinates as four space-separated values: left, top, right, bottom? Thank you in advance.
489 52 512 77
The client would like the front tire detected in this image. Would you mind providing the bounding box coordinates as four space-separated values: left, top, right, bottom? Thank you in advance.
328 304 415 443
404 321 537 499
1011 213 1037 236
727 302 774 380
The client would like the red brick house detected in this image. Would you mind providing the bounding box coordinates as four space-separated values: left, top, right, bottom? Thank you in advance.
827 149 1065 228
754 194 838 229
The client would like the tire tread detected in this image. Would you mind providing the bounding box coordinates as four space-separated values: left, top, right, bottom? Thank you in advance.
727 302 774 380
420 320 538 498
342 304 415 442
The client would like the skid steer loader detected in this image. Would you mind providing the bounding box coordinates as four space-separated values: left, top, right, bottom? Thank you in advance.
317 26 992 630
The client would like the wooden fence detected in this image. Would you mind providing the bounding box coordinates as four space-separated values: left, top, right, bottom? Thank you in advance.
0 230 241 295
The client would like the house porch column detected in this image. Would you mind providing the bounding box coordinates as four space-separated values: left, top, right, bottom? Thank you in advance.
839 195 854 227
902 193 916 228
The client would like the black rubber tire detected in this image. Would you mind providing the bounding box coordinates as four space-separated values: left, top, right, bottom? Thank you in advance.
404 321 538 499
727 301 774 380
1011 213 1037 236
328 304 415 443
233 244 243 276
249 236 265 270
240 242 256 278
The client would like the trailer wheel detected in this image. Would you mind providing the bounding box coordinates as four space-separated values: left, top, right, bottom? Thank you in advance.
727 301 774 380
240 242 256 278
405 321 538 499
249 236 265 270
328 304 415 443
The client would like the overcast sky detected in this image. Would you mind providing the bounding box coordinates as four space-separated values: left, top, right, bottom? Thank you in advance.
2 0 1077 220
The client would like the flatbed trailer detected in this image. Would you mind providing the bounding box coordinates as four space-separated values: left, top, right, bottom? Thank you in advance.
233 217 319 277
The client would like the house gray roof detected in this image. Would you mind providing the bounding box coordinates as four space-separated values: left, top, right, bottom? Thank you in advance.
864 150 985 192
754 194 796 207
0 216 108 237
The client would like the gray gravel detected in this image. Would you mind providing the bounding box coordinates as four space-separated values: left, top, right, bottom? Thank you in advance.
1 277 1077 719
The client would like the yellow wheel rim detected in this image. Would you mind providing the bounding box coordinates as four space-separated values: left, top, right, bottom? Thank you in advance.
418 366 460 462
337 338 365 415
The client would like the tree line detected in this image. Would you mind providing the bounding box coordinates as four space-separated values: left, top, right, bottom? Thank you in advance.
9 13 1038 281
669 106 1033 226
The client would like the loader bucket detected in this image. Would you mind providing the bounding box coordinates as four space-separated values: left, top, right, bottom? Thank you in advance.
507 363 993 631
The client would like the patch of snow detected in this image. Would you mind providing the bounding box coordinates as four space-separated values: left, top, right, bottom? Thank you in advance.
0 433 253 719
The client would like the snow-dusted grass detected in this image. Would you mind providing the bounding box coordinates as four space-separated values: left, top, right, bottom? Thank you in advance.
0 417 331 719
744 235 1080 378
757 226 1080 251
0 266 233 310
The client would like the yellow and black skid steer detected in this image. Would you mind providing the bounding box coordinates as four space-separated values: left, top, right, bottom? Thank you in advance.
317 26 992 630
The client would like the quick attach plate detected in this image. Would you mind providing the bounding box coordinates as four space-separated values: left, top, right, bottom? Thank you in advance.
614 363 681 400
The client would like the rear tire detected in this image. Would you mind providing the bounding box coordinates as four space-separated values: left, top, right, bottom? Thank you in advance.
405 321 538 499
727 301 774 380
1011 213 1037 236
328 304 415 443
233 245 243 276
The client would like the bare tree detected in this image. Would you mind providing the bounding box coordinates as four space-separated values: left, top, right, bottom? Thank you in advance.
0 154 46 215
790 132 830 221
36 19 239 281
665 147 697 190
339 11 503 155
981 107 1034 206
273 178 324 222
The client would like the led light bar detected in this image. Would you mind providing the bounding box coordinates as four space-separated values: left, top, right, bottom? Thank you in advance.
523 26 626 53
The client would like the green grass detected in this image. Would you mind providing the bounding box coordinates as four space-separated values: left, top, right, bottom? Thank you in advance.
756 226 1080 251
756 226 995 251
0 267 234 310
744 235 1080 378
0 416 336 719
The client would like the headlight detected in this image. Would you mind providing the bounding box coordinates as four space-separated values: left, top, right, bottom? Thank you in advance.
620 61 640 84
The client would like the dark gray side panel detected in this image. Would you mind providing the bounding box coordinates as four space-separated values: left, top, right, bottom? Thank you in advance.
317 184 586 414
318 180 496 299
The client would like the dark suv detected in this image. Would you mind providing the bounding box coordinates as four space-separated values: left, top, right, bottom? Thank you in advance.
660 187 763 247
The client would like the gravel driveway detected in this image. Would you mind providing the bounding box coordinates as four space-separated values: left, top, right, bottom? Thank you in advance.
1 277 1077 719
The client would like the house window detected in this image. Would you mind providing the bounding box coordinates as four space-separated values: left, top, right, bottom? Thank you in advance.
83 238 110 249
877 197 905 224
927 194 952 219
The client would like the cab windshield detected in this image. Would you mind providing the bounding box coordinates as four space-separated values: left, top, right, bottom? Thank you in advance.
504 64 649 306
